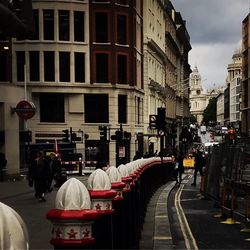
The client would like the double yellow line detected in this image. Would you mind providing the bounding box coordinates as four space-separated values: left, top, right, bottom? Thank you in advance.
175 184 199 250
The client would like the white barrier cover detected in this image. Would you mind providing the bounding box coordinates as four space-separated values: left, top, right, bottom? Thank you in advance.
87 169 112 191
106 166 122 183
0 202 29 250
55 178 91 210
117 164 129 177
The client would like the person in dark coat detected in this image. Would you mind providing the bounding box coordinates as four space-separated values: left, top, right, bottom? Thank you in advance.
133 151 142 161
29 151 50 201
191 148 205 186
50 152 66 188
0 152 7 181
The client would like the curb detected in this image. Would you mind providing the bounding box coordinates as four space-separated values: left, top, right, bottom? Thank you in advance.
140 181 176 250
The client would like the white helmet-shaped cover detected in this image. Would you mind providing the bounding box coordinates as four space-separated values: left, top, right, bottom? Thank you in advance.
55 178 91 210
0 202 29 250
87 169 112 190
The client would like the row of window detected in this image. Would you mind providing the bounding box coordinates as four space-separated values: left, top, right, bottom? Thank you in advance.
26 10 85 42
15 51 128 84
16 51 85 83
20 8 129 46
39 93 141 125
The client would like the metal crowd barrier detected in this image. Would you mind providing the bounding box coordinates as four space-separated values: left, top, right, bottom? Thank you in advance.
203 139 250 228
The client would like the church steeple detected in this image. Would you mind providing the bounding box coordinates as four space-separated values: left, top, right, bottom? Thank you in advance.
190 66 203 94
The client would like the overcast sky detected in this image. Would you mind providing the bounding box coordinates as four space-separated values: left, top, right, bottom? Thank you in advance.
171 0 249 90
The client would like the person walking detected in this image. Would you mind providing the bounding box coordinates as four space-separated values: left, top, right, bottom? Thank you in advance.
191 148 205 186
175 152 185 186
29 151 50 201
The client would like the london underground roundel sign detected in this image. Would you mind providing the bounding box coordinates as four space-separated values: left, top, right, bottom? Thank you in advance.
15 100 36 120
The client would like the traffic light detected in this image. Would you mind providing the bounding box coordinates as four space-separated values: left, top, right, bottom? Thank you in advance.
157 107 166 136
172 123 177 138
62 129 69 142
99 126 108 141
124 131 131 141
111 130 122 141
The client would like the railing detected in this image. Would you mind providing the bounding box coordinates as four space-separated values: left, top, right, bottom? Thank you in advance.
47 157 175 249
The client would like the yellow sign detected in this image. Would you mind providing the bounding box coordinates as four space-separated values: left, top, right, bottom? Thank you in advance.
183 158 195 168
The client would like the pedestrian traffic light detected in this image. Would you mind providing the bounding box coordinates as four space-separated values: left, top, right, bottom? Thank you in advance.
124 131 131 141
62 129 69 142
112 130 123 141
99 126 108 141
156 107 166 130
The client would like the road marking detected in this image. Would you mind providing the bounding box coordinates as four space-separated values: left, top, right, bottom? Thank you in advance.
175 185 199 250
153 236 172 240
155 215 168 218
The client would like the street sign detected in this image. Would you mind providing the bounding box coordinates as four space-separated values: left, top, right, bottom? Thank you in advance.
158 129 165 136
14 100 36 120
118 146 125 157
149 115 157 129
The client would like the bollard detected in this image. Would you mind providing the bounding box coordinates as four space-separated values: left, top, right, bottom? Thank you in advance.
106 166 126 248
88 169 117 249
117 163 134 248
0 202 29 250
47 178 99 249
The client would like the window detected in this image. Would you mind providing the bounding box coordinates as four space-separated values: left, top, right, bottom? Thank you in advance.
84 94 109 123
117 14 127 44
117 54 127 84
29 51 40 81
43 10 54 40
118 95 127 123
75 52 85 82
44 51 55 81
74 11 84 42
96 53 109 83
135 96 141 124
16 51 25 81
40 93 65 122
29 10 39 40
0 52 7 81
95 12 108 43
59 10 70 41
59 52 70 82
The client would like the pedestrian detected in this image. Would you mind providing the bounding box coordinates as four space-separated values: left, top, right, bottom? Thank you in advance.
175 152 185 186
29 151 50 202
133 150 142 160
191 148 205 186
0 152 7 181
48 153 59 190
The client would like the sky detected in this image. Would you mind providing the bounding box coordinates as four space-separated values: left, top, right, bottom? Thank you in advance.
171 0 249 90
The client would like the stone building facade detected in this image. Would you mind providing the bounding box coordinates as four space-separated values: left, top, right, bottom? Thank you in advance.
0 0 192 176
